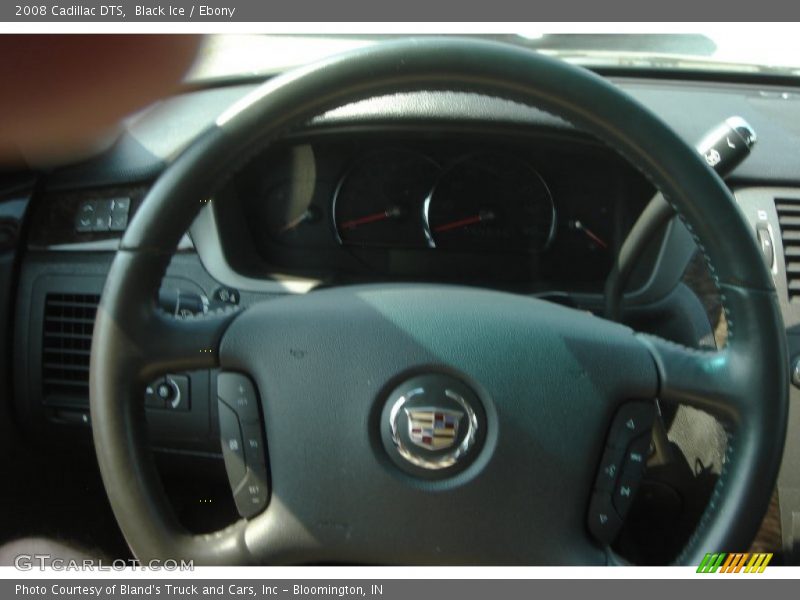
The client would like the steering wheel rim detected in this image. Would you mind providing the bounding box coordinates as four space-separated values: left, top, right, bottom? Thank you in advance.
90 38 788 565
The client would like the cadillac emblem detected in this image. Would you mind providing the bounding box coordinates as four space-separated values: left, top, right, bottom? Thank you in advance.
385 380 480 471
406 408 462 451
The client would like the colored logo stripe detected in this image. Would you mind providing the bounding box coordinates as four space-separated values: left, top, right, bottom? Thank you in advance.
746 553 772 573
697 553 772 573
697 553 726 573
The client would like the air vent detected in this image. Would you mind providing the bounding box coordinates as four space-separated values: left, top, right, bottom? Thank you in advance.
776 197 800 301
42 293 100 406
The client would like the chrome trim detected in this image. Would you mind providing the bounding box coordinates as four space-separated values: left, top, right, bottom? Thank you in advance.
725 116 757 149
332 148 440 249
165 378 182 410
422 192 435 248
422 153 556 252
31 238 122 252
31 234 194 253
389 387 478 471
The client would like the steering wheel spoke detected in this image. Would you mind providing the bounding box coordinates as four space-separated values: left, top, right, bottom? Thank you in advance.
134 308 239 382
639 336 746 422
640 283 785 429
91 249 240 384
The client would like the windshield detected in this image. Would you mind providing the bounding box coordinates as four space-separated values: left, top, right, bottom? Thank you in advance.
185 33 800 83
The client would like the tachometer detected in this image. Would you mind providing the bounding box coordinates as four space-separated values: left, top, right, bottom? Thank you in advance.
425 155 555 253
333 150 440 247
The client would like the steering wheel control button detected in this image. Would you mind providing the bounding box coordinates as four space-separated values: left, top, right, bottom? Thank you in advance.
381 373 486 476
218 401 247 490
217 372 260 423
588 403 655 544
622 434 651 479
217 372 271 518
587 492 623 545
241 421 267 471
606 402 656 449
594 446 625 493
234 470 269 518
612 473 641 517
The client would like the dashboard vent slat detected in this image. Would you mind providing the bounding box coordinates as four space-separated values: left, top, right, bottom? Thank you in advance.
775 201 800 215
41 293 99 406
775 197 800 302
779 215 800 228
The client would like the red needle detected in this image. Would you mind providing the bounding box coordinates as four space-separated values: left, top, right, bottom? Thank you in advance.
340 207 400 230
574 220 608 249
434 211 494 233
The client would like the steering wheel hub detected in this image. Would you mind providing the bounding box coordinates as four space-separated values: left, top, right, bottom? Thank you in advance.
381 373 485 475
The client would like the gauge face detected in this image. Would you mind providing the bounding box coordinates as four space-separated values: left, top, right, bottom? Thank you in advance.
264 179 320 238
261 144 330 248
425 155 555 253
333 150 440 247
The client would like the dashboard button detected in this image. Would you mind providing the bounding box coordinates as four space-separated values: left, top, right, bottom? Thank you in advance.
75 201 97 232
755 223 774 270
217 372 260 423
792 357 800 389
164 374 190 411
144 379 164 409
92 200 111 232
218 400 246 491
156 381 174 401
214 287 240 305
109 197 130 232
110 196 130 213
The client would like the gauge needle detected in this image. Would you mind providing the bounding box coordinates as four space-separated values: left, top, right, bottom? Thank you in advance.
340 206 402 230
279 210 312 234
574 220 608 249
434 210 495 233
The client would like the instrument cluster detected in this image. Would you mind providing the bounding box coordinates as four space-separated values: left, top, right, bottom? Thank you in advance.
332 150 556 254
230 134 655 291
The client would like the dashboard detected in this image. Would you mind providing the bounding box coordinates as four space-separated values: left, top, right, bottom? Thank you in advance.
218 130 654 293
5 75 800 557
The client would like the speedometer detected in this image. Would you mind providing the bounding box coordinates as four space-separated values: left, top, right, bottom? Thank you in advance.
425 155 555 253
333 150 440 248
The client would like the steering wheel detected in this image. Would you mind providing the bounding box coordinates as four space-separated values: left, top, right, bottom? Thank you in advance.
89 38 788 565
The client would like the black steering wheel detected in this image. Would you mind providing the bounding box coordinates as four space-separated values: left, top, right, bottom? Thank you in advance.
89 38 788 565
